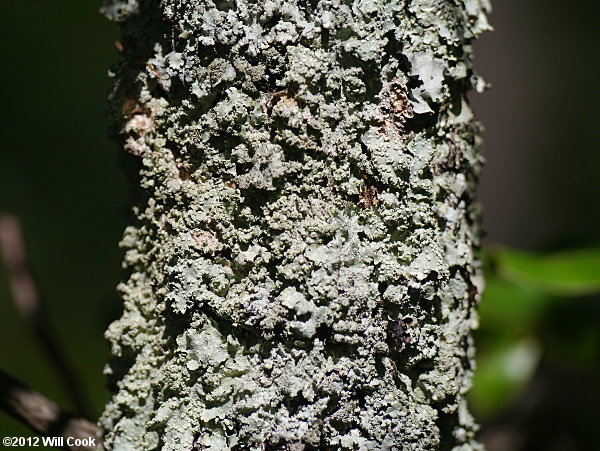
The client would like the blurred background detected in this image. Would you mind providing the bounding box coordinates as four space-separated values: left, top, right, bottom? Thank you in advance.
0 1 598 449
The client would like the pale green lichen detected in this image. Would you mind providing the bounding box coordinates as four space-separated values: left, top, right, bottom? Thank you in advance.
100 0 490 449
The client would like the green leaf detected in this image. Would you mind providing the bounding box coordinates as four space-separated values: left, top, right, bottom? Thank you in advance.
494 247 600 296
479 273 549 335
470 337 542 417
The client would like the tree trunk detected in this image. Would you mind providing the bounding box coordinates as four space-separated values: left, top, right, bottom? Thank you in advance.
100 0 491 449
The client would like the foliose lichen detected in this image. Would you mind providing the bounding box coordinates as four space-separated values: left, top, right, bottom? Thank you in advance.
100 0 490 449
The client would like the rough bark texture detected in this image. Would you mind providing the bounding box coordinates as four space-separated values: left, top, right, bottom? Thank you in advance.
100 0 490 449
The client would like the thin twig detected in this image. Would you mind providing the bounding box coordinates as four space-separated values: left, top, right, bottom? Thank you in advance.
0 214 90 417
0 368 100 451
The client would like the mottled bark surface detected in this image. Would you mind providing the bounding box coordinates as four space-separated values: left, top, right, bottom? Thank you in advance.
100 0 490 449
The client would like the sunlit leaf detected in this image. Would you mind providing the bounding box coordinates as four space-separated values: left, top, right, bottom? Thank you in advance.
494 247 600 296
470 337 542 417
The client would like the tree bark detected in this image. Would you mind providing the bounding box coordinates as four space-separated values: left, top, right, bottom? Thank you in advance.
100 0 491 449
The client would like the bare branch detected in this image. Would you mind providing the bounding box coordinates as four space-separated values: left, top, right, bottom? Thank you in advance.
0 368 100 451
0 214 90 417
0 214 39 318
